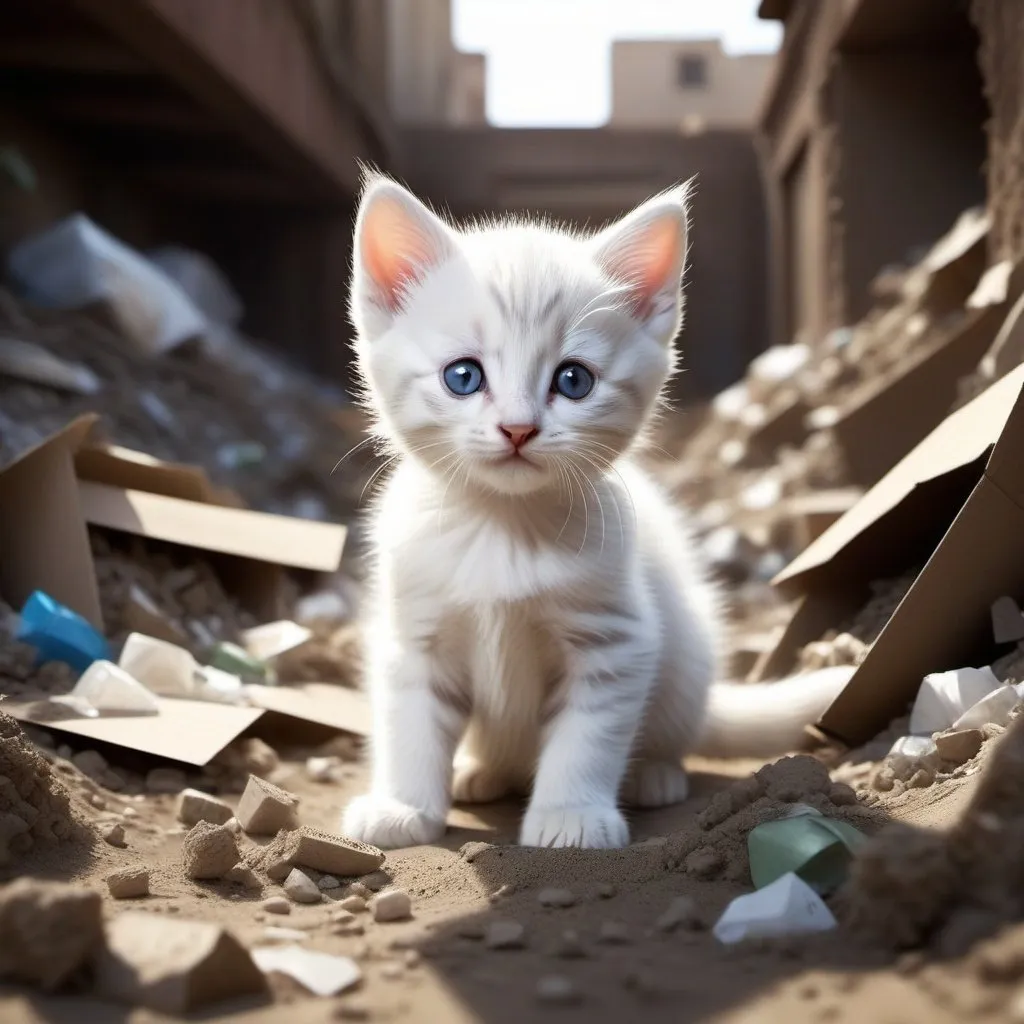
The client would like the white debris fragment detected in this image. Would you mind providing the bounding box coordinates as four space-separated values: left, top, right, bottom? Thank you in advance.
748 343 810 385
50 660 160 717
909 666 1002 734
251 945 361 997
953 683 1024 732
712 872 836 945
119 633 198 698
242 620 313 663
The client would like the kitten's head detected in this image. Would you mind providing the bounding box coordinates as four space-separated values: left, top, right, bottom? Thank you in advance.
350 172 690 496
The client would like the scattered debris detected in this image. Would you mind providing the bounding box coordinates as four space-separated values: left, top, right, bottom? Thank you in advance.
103 823 127 848
236 774 300 835
371 889 412 922
262 896 291 916
182 821 240 880
251 944 361 997
105 866 150 899
177 788 234 827
713 872 838 944
284 868 322 905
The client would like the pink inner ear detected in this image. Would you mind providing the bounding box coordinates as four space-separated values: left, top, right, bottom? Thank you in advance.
361 197 440 310
607 216 683 317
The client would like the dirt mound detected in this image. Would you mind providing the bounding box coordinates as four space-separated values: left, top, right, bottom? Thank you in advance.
0 710 81 866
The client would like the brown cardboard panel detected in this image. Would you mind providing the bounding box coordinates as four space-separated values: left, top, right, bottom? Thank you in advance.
776 362 1024 592
832 304 1005 487
78 482 346 575
248 683 370 736
0 416 104 626
4 697 264 766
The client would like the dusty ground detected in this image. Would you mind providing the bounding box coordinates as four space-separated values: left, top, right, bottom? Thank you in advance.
2 709 1021 1024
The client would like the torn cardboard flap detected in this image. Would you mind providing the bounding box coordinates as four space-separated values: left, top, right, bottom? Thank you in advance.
767 363 1024 746
0 416 346 628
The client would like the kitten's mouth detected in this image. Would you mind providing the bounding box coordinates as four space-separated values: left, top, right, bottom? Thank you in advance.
493 451 541 469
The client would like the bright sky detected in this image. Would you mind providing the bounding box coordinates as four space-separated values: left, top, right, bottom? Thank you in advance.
452 0 782 127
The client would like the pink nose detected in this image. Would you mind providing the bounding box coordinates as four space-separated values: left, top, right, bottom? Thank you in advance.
499 423 539 449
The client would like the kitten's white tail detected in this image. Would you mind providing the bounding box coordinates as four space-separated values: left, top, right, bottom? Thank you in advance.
696 665 856 759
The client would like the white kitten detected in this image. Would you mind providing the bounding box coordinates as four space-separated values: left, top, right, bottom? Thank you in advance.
341 172 852 850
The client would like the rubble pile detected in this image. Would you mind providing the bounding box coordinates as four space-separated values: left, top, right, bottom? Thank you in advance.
0 288 377 525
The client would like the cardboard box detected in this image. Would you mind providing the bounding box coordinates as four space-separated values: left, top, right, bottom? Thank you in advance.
766 362 1024 745
0 416 347 629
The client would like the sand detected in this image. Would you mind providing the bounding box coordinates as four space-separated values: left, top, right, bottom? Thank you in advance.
1 703 1023 1023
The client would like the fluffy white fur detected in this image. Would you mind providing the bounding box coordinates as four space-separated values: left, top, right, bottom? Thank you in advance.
341 172 853 850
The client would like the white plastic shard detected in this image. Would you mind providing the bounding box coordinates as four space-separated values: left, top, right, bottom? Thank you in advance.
909 666 1002 735
65 660 160 716
952 682 1024 732
119 633 198 698
192 664 246 705
242 620 312 663
250 945 361 997
712 872 837 945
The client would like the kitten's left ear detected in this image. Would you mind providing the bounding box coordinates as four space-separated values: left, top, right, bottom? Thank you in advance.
351 173 456 333
590 181 691 341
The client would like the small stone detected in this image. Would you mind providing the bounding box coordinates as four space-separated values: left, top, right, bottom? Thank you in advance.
103 823 127 847
176 788 234 827
347 882 372 899
555 929 586 958
360 870 389 891
319 875 341 890
262 896 291 915
339 895 368 913
71 749 109 782
371 889 412 922
536 974 580 1005
182 822 239 880
0 880 103 989
224 817 241 834
225 863 262 890
284 868 322 905
597 920 630 944
105 866 150 900
538 887 576 908
403 949 421 968
236 775 299 835
95 911 265 1013
485 920 525 950
306 756 341 782
935 729 985 766
381 961 404 980
596 883 617 899
146 768 188 794
655 895 701 932
684 846 723 879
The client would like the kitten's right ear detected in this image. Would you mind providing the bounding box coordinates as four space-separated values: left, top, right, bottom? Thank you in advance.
351 175 455 326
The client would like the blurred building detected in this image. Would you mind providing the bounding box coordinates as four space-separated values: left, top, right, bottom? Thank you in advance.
610 39 773 129
757 0 988 348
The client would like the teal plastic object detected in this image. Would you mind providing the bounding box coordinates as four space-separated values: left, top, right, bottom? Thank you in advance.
15 590 109 673
748 805 867 895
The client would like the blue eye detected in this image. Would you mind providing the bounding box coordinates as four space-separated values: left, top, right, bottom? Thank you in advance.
443 359 485 396
553 362 595 400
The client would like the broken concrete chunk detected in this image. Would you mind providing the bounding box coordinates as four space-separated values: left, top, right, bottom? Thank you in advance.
283 868 322 905
95 911 266 1014
236 774 299 835
371 889 412 922
106 866 150 899
176 788 234 827
225 863 262 890
934 728 985 766
0 880 103 989
282 825 384 877
992 596 1024 644
182 821 239 880
484 919 525 949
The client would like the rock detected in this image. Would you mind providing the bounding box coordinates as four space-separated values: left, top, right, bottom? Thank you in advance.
319 875 341 890
284 868 322 904
537 887 576 908
176 788 234 827
597 920 630 944
305 756 340 782
281 825 384 876
0 880 103 989
655 895 701 932
360 870 389 891
555 929 586 958
371 889 412 922
95 911 266 1013
146 767 188 794
225 863 262 890
596 883 617 899
262 896 291 915
106 866 150 899
339 895 367 913
935 728 985 766
536 974 580 1005
71 749 109 782
347 882 372 899
236 774 299 835
485 920 525 949
182 821 239 880
103 823 127 847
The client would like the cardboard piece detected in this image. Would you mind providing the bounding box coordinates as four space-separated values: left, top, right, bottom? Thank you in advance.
247 683 371 737
4 694 263 766
768 363 1024 745
0 416 346 628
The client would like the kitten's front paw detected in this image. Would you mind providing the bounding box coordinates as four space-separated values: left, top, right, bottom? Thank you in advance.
342 794 445 850
519 805 629 849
